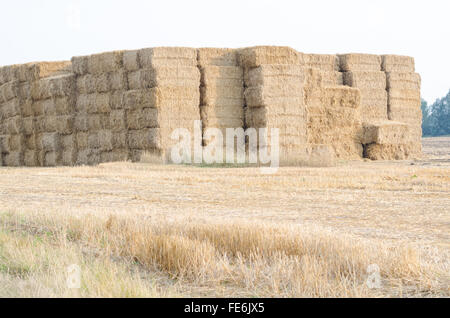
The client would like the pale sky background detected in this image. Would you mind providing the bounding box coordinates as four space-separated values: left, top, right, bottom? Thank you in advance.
0 0 448 103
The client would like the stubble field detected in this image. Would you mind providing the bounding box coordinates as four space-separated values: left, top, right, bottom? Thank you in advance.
0 137 449 297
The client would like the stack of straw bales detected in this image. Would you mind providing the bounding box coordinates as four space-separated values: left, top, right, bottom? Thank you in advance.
340 54 388 122
0 65 25 166
33 73 76 166
73 51 128 165
304 68 363 159
239 46 311 164
362 120 413 160
303 54 343 86
382 55 422 158
125 47 200 162
197 48 244 146
0 62 73 166
0 47 424 167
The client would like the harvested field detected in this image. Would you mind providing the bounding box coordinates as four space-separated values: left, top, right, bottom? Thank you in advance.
0 137 448 298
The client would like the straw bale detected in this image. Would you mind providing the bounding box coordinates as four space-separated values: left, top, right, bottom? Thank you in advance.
76 149 90 165
202 117 244 128
126 108 159 130
94 73 110 93
24 150 38 166
343 71 386 89
197 48 238 66
87 132 99 149
110 70 128 91
364 143 416 160
381 55 415 72
306 86 363 159
24 135 36 150
32 74 75 100
44 151 61 167
35 133 57 151
362 121 410 145
109 90 124 109
4 151 23 167
18 82 31 99
128 129 160 149
123 50 141 71
151 87 200 107
303 54 339 71
98 130 113 151
200 105 244 119
87 51 124 74
76 74 96 94
110 109 126 131
201 85 243 101
202 77 243 88
246 65 305 87
8 134 25 151
21 99 33 117
110 149 129 162
0 135 10 152
43 115 58 132
388 89 421 105
244 85 303 107
75 94 95 113
55 96 75 115
95 93 111 114
123 89 154 109
42 98 56 115
139 47 197 68
200 66 243 83
76 132 88 149
23 117 34 135
388 107 422 124
246 108 306 129
303 68 323 88
5 116 23 134
386 72 421 90
27 61 72 81
0 81 19 101
61 134 76 149
61 149 77 166
0 66 12 85
338 54 381 71
128 67 200 89
72 56 89 75
2 98 21 117
112 132 127 149
320 71 344 86
238 46 303 68
88 114 110 130
56 115 74 134
74 115 89 132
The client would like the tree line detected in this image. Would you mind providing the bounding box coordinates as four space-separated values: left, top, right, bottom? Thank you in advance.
421 90 450 137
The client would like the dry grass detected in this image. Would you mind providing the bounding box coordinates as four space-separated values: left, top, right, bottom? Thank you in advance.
0 137 449 298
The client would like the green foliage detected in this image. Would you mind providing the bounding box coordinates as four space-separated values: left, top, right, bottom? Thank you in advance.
422 90 450 137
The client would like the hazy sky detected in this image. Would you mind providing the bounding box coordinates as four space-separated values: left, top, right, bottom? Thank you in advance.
1 0 448 102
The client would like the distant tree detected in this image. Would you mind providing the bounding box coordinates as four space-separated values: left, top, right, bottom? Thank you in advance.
421 90 450 137
421 99 432 136
433 90 450 136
